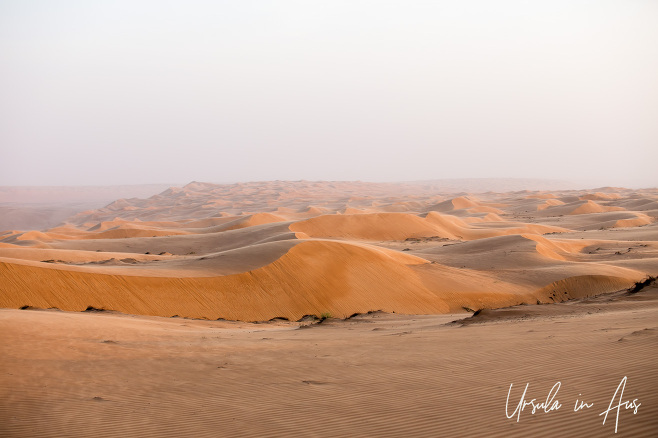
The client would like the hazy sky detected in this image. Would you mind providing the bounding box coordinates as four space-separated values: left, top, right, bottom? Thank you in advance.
1 0 656 187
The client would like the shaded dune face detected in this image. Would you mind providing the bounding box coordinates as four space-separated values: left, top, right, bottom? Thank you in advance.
0 181 656 321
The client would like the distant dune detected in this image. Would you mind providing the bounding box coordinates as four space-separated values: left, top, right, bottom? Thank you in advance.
0 184 174 231
0 184 174 204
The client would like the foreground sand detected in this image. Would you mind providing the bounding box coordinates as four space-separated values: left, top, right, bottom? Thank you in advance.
1 284 656 437
1 181 657 320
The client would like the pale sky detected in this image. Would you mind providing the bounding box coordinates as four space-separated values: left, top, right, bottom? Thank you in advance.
1 0 657 187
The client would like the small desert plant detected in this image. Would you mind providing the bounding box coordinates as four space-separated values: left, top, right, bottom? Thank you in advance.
319 311 332 320
628 276 656 294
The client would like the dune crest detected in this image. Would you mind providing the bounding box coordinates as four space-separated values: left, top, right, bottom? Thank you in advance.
569 200 625 215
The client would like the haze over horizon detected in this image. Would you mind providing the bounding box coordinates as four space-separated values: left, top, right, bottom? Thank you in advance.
1 0 656 188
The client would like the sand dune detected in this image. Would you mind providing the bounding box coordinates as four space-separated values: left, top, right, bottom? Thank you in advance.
580 192 622 201
533 274 636 301
0 240 450 320
613 212 653 228
342 206 376 214
0 181 656 322
537 198 565 210
290 213 450 240
82 227 190 240
466 205 505 214
569 200 626 215
0 247 166 263
612 198 658 211
428 195 480 212
536 211 654 231
87 219 186 231
219 212 288 231
289 211 566 242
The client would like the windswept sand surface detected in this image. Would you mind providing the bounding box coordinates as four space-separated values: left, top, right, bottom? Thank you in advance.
1 285 656 437
1 181 656 321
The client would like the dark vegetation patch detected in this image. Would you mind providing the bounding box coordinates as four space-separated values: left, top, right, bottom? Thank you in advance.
627 276 656 294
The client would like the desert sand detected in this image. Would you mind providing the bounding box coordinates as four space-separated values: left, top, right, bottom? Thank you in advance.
0 180 657 436
1 283 656 437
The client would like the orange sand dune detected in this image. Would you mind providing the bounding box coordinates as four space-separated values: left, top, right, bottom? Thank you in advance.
580 192 621 201
613 212 653 228
0 247 166 264
424 211 566 240
342 207 377 214
462 212 505 223
290 213 450 240
0 240 449 321
522 234 592 261
415 234 573 269
303 206 332 216
428 196 479 212
0 230 83 244
533 275 634 302
46 221 294 257
537 211 655 231
216 212 288 232
466 205 505 214
87 218 185 232
81 227 190 240
1 181 657 322
290 211 566 242
568 200 625 215
412 231 647 293
15 230 58 241
451 196 479 209
44 225 93 237
0 236 643 321
0 240 298 277
537 198 565 210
